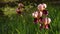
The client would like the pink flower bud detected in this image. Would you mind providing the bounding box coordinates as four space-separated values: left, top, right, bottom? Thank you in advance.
32 13 34 17
35 11 38 18
16 8 20 12
42 3 47 8
39 11 43 17
18 3 24 8
47 18 51 24
37 4 44 10
32 11 38 18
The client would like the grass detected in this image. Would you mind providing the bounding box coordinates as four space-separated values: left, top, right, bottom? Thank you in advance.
0 4 60 34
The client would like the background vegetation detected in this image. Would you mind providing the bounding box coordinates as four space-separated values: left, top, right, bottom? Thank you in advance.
0 0 60 34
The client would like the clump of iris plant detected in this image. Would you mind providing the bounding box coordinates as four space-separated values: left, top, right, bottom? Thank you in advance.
16 3 24 14
32 3 51 29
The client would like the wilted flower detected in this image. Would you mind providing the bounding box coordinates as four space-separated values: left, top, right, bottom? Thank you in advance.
39 24 43 30
45 24 50 29
43 10 48 16
33 18 38 24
